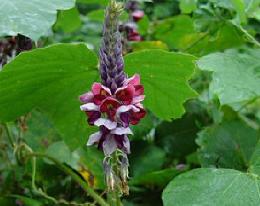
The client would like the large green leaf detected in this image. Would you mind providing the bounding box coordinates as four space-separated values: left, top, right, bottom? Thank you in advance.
0 0 75 40
0 43 98 150
197 119 260 170
197 48 260 107
125 50 197 120
163 168 260 206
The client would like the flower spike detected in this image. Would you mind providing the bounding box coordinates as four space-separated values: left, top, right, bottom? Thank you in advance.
79 0 146 194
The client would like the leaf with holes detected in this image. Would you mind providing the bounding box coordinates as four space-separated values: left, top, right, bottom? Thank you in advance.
0 0 75 40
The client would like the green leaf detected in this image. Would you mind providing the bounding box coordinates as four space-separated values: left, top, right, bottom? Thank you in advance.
163 168 260 206
179 0 197 14
230 0 247 24
0 43 98 150
130 145 166 177
156 114 200 158
125 50 197 120
46 141 72 164
154 16 244 56
24 110 61 152
197 48 260 107
54 8 81 33
131 41 169 52
0 0 75 40
130 167 187 188
154 15 199 51
8 195 43 206
249 139 260 176
197 119 260 170
75 147 105 189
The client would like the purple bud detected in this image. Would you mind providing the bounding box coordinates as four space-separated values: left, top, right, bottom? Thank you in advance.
99 0 126 93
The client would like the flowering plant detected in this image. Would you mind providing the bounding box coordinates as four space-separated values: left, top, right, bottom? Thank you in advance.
79 0 146 194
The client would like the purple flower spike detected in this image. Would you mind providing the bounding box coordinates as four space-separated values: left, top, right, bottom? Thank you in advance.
79 0 146 194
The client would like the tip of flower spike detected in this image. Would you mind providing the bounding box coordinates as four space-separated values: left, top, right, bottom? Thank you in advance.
109 0 124 14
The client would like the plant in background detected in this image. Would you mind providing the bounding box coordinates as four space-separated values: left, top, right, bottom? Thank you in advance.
120 0 144 42
79 0 146 196
0 35 32 68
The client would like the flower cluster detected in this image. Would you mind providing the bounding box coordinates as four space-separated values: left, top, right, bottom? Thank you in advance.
79 0 146 193
80 74 145 156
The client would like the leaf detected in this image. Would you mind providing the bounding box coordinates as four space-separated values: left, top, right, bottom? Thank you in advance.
54 8 81 33
196 119 260 170
154 16 244 56
162 168 260 206
0 43 98 150
130 167 187 188
131 41 169 52
179 0 197 14
154 15 200 50
130 145 166 177
0 0 75 40
124 50 197 120
249 139 260 176
23 110 61 152
186 24 245 56
8 195 43 206
230 0 247 24
75 147 105 189
197 48 260 107
156 114 201 158
46 141 72 164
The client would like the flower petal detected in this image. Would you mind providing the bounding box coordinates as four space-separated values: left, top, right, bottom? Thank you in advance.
103 135 117 156
111 127 133 135
87 132 102 146
92 82 111 95
94 118 117 130
116 105 140 114
79 92 93 103
123 135 130 154
132 95 145 104
80 103 99 111
124 74 140 86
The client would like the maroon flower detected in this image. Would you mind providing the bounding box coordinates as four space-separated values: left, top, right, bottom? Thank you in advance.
115 85 135 105
100 97 121 120
132 10 144 22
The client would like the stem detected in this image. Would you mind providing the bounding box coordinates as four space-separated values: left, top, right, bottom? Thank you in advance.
108 152 122 206
3 123 15 148
28 153 109 206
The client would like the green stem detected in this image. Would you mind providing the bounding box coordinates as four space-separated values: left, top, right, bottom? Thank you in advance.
3 123 15 148
28 153 109 206
108 152 122 206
